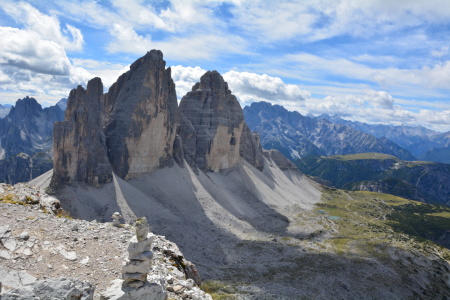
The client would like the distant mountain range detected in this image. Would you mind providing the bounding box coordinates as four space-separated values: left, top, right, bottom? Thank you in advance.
243 101 415 161
319 114 450 163
243 101 450 205
295 153 450 205
0 97 66 183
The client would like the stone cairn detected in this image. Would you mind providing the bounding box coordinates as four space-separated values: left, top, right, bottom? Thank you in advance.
122 217 154 288
111 212 123 227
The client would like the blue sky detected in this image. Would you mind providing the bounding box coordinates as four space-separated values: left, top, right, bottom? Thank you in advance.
1 0 450 131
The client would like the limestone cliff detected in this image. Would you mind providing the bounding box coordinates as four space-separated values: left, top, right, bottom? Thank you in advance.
51 50 178 187
240 123 264 170
178 71 263 172
103 50 178 179
51 52 264 188
52 78 112 187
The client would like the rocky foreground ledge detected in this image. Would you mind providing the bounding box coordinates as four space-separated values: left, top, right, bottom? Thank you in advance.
0 183 212 300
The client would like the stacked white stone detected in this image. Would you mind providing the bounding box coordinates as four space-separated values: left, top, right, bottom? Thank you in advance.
111 212 123 227
122 217 153 288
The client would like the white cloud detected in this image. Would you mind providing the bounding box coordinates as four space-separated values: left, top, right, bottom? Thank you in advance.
107 22 248 61
230 0 450 43
0 27 71 75
108 23 152 54
64 25 84 51
0 2 86 76
171 65 207 99
3 2 84 51
0 2 90 104
170 67 311 107
293 90 450 132
71 58 128 89
272 53 450 100
365 90 394 109
223 70 310 106
431 46 449 58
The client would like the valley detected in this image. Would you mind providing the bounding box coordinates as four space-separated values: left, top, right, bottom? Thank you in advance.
295 153 450 206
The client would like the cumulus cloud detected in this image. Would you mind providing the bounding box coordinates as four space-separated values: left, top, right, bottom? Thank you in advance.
170 67 311 106
0 64 92 98
0 27 71 76
0 2 86 76
365 90 394 109
0 2 90 104
171 65 207 99
71 58 129 89
317 90 394 112
3 2 84 51
223 70 310 106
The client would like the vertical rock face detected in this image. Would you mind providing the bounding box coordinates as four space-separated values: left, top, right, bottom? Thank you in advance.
52 78 112 187
239 123 264 171
51 50 179 187
51 51 264 187
103 50 178 179
178 71 264 172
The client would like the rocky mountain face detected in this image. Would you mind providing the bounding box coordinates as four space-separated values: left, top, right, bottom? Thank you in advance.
0 104 11 118
178 71 264 172
52 50 178 187
0 97 64 184
296 153 450 205
103 50 178 180
243 101 415 161
51 51 264 188
320 114 450 161
52 78 113 187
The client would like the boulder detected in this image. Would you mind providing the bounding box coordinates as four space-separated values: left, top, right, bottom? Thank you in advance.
135 217 149 241
0 277 93 300
100 279 166 300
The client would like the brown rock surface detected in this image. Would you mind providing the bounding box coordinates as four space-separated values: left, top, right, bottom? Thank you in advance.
103 50 178 179
178 71 264 172
51 50 179 186
51 78 112 188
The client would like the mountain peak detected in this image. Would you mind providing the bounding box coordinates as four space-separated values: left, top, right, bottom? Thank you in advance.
129 49 164 73
10 96 43 119
189 70 228 92
179 71 264 172
51 49 178 187
56 98 68 111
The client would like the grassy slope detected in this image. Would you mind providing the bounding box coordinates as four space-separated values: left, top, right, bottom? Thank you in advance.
295 153 450 205
317 189 450 251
